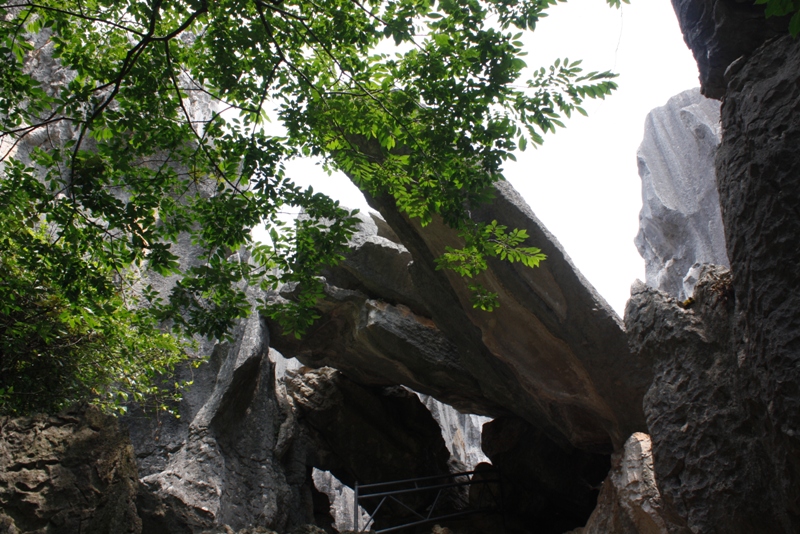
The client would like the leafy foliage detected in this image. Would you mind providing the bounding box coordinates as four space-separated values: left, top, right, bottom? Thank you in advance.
0 0 624 413
0 162 188 415
756 0 800 36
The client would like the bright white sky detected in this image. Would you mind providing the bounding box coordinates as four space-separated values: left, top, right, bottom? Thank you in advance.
274 0 700 316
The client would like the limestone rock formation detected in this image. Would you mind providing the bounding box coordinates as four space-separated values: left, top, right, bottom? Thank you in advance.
670 0 789 98
269 282 489 416
625 13 800 528
367 181 650 451
319 212 430 316
570 433 675 534
127 311 315 534
273 181 652 453
417 394 490 470
635 88 727 299
633 265 773 532
310 469 370 533
628 17 800 532
626 265 783 533
715 33 800 531
0 405 141 534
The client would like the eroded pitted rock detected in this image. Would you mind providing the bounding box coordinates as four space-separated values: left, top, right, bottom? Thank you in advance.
0 405 141 534
626 265 783 533
715 33 800 532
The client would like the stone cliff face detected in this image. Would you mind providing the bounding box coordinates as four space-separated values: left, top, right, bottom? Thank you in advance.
714 32 800 531
0 406 142 534
621 3 800 531
635 88 726 299
670 0 789 99
626 266 760 533
7 1 800 532
128 306 315 534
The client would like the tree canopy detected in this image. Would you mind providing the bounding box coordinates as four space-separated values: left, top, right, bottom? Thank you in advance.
0 0 625 414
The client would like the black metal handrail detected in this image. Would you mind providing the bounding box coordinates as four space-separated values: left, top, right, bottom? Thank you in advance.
353 469 502 533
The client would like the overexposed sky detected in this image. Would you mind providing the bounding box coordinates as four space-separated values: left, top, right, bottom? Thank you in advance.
275 0 700 316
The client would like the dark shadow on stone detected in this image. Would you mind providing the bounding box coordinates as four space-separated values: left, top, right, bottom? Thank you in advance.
482 416 610 534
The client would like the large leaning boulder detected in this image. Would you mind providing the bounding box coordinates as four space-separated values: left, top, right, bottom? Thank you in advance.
272 179 652 453
269 282 491 416
360 181 650 452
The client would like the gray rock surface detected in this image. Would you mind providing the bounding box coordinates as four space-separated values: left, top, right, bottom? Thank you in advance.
129 310 315 534
269 283 491 416
570 433 676 534
268 348 489 529
635 88 727 300
310 469 369 533
626 266 780 533
274 174 652 452
353 180 650 452
715 33 800 531
320 212 429 316
0 406 142 534
670 0 789 99
417 394 490 470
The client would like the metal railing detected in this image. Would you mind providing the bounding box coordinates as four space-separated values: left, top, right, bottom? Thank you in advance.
353 469 502 533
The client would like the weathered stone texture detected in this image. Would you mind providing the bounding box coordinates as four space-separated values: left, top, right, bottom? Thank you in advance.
417 394 490 470
269 283 489 416
626 266 786 533
715 33 800 532
670 0 788 99
377 181 650 451
128 312 314 534
570 433 677 534
635 88 727 299
0 405 141 534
